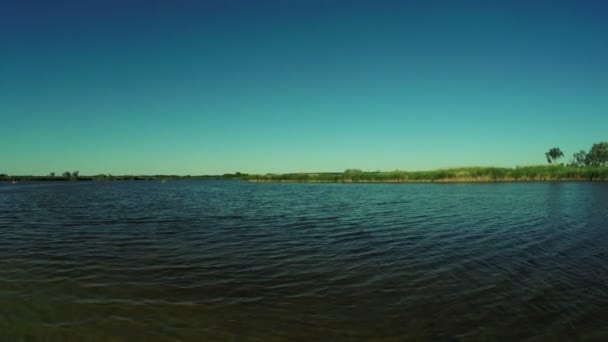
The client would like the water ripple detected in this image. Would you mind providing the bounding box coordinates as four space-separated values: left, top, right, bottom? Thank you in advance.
1 181 608 340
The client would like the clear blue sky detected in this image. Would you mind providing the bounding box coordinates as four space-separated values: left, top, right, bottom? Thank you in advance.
2 0 607 175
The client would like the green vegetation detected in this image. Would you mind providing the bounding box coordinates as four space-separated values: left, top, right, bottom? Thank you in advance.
246 142 608 183
584 142 608 167
2 167 607 184
563 141 608 167
0 173 247 182
545 147 564 164
245 165 608 183
3 142 608 183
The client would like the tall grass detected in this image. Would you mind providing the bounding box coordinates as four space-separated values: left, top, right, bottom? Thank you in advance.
3 166 607 183
246 166 608 183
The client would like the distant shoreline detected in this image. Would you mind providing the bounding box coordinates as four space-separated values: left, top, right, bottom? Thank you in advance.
246 178 605 183
245 166 608 183
0 175 233 182
3 166 607 183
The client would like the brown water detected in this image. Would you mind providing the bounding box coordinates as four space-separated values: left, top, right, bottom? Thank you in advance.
1 181 608 341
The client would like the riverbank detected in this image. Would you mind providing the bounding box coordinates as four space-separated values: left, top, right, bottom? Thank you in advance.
3 166 608 183
0 175 238 182
245 166 608 183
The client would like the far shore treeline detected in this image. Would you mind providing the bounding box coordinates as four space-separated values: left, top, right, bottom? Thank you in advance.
2 142 608 183
0 173 245 182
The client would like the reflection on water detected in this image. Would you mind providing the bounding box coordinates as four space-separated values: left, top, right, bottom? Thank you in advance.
1 181 608 341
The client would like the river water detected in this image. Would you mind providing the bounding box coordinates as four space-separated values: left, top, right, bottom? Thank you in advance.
1 181 607 341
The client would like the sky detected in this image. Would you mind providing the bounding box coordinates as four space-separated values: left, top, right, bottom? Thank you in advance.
1 0 607 175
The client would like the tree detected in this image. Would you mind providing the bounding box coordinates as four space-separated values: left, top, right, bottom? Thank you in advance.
344 168 363 174
571 150 588 167
586 142 608 166
62 171 71 178
545 147 564 164
49 172 55 177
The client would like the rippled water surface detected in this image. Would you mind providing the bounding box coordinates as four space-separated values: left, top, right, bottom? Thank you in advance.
1 181 608 341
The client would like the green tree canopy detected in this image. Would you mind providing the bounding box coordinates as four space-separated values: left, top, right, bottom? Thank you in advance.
586 142 608 166
344 169 363 174
571 150 588 167
545 147 564 164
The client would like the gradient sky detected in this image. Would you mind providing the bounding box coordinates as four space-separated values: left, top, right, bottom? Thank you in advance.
2 0 607 175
